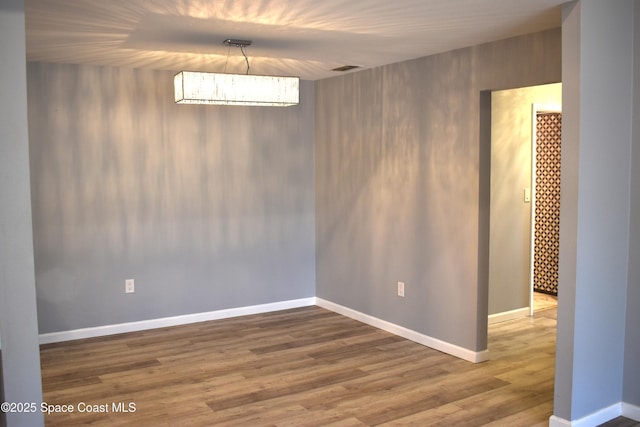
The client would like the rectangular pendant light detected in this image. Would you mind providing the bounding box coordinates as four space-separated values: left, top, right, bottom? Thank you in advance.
174 71 299 106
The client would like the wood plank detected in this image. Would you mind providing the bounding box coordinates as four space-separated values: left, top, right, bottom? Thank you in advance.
40 300 560 426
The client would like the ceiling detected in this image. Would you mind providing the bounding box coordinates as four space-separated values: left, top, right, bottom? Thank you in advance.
25 0 568 81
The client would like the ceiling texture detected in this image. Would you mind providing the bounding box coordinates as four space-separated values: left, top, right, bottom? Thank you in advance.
25 0 568 81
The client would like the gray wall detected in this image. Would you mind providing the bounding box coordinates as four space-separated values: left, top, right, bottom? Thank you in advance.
315 29 561 352
489 84 561 316
0 353 3 427
624 0 640 409
554 0 636 421
0 1 45 425
27 62 315 334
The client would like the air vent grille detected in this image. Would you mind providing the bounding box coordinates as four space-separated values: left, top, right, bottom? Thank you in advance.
332 65 360 72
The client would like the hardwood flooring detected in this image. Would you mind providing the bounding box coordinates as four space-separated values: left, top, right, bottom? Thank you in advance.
599 417 640 427
533 292 557 312
40 303 560 426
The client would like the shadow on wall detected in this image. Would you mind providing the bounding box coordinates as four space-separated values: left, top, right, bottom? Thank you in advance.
316 52 485 348
315 28 562 354
27 63 316 334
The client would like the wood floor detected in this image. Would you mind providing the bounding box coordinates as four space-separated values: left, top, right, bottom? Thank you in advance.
40 302 560 426
600 417 640 427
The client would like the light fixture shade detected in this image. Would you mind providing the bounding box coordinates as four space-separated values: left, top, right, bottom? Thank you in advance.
174 71 299 106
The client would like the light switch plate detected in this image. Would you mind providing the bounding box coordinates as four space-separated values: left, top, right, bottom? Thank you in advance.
125 279 135 293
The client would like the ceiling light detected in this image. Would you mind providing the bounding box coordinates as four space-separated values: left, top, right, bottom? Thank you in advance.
174 39 299 107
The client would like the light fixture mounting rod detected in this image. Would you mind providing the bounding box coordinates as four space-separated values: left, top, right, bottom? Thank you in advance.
223 39 252 48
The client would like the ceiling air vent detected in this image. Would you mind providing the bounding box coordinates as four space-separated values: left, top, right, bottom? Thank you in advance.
331 65 360 72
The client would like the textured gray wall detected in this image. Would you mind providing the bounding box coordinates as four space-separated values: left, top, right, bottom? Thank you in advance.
554 0 635 421
0 1 45 425
315 29 561 352
27 63 315 334
489 84 561 316
623 0 640 409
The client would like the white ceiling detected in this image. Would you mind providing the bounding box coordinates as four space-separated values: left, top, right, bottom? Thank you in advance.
25 0 568 81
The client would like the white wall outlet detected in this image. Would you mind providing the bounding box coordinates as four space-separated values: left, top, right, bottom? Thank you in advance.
125 279 135 294
524 187 531 203
397 281 405 297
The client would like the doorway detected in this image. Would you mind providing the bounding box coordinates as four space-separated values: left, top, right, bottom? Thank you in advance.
487 83 562 323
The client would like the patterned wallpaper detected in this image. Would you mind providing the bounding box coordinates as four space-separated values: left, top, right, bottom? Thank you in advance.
533 112 561 296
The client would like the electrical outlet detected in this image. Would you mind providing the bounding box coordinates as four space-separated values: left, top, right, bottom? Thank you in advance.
397 281 405 297
125 279 135 294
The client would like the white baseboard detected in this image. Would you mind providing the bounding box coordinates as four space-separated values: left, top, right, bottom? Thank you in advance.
315 298 489 363
549 415 572 427
488 307 530 324
549 404 620 427
38 297 316 345
622 403 640 421
550 402 640 427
